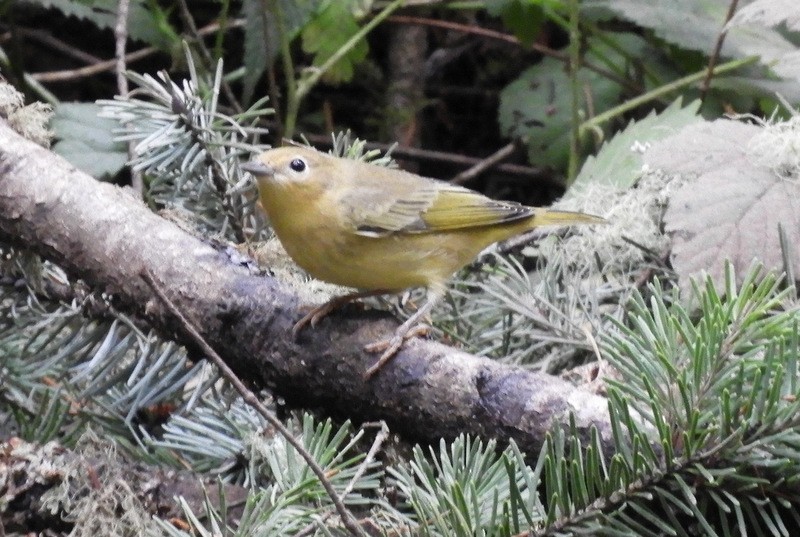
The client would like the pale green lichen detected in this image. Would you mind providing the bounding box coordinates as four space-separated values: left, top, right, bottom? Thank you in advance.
0 82 53 146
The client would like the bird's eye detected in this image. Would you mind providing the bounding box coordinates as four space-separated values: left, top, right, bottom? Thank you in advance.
289 158 307 172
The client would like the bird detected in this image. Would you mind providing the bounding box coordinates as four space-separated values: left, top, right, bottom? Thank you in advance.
242 146 603 378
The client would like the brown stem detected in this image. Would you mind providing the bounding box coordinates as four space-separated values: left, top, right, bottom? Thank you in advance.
699 0 740 103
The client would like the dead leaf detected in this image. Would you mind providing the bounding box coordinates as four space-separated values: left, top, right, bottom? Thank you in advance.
645 119 800 290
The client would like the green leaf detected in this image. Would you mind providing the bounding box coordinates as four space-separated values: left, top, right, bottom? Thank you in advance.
572 97 702 190
27 0 175 49
485 0 547 46
51 102 128 180
241 0 274 105
301 1 370 84
241 0 322 105
584 0 800 80
498 50 622 170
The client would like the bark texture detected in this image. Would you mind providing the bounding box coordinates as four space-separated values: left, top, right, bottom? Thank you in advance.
0 120 611 455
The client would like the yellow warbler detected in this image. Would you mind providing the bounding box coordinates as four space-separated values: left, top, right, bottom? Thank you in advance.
242 147 603 378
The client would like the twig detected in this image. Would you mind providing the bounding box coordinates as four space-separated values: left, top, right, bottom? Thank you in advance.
176 0 243 114
113 0 130 97
494 227 553 256
165 46 245 243
294 421 391 537
286 0 405 138
579 56 758 135
388 15 638 92
140 269 367 537
778 223 797 299
265 65 285 141
566 0 581 182
620 235 661 259
32 46 154 82
699 0 740 103
114 0 144 197
449 140 519 185
31 20 245 83
273 0 299 140
256 0 285 141
341 422 389 498
16 28 102 65
296 130 561 187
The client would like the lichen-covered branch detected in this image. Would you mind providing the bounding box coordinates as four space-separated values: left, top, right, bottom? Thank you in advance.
0 119 611 454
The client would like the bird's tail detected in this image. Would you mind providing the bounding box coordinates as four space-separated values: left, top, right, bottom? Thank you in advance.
530 209 606 228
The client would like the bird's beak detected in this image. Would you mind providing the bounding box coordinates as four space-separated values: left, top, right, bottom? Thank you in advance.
241 160 275 176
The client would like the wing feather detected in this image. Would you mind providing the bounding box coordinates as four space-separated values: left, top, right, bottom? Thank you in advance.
419 186 533 231
336 164 532 236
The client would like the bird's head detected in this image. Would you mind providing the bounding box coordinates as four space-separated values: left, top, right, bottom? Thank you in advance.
242 146 332 188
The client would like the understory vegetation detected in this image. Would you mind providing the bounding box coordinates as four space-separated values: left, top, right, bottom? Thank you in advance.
3 0 800 535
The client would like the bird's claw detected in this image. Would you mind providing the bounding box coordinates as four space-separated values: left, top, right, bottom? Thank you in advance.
363 324 429 379
292 290 389 341
291 302 339 340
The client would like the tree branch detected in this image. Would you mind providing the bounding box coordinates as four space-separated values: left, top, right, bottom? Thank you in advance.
0 119 611 455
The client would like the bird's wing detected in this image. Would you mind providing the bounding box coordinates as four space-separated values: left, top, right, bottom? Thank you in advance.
418 185 534 231
339 170 533 236
342 184 439 235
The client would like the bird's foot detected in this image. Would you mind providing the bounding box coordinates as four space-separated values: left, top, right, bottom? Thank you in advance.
292 290 388 340
363 324 429 379
292 301 337 340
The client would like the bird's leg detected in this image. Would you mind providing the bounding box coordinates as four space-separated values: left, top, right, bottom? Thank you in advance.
292 289 390 340
363 288 444 379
